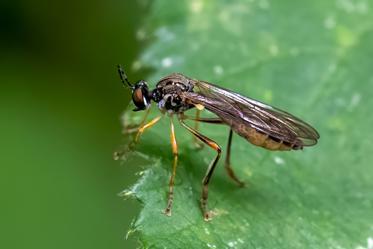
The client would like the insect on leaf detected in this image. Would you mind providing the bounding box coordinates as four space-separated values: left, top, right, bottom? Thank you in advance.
120 1 373 248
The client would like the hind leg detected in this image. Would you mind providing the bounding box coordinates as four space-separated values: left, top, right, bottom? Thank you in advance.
224 129 245 187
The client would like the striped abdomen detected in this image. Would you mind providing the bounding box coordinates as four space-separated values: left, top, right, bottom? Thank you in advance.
232 123 302 151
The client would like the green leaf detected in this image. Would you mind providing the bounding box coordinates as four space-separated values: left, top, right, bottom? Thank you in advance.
122 1 373 248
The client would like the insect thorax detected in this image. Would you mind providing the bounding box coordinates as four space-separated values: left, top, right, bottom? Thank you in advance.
153 73 195 114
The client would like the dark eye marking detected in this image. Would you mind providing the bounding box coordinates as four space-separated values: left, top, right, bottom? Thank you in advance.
133 88 143 102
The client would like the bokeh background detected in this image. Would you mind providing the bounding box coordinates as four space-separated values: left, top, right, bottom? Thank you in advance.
1 1 146 248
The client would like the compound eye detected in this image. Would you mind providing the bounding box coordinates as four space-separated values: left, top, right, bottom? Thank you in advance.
132 88 145 108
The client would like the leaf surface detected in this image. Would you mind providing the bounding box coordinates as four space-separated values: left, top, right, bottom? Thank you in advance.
122 1 373 248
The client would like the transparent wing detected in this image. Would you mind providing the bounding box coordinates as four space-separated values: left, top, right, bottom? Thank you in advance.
183 80 319 147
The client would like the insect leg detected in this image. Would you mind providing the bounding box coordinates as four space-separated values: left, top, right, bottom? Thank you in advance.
225 129 245 187
193 109 204 149
134 115 162 143
179 118 221 221
178 115 243 186
123 107 151 134
114 109 154 160
163 116 178 216
180 114 223 124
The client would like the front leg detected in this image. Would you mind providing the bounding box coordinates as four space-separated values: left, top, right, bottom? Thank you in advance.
122 107 151 135
114 112 161 160
163 116 178 216
134 116 162 143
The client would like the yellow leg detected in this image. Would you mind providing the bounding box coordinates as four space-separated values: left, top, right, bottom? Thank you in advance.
123 108 151 134
164 116 178 216
134 116 162 143
114 112 160 160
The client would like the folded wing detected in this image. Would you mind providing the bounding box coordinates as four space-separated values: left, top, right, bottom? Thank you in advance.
182 80 319 148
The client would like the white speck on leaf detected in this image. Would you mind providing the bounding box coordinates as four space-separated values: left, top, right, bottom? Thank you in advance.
259 0 270 9
349 92 361 109
269 44 279 56
336 0 356 13
227 241 236 247
214 208 229 216
336 0 369 14
161 57 173 68
324 16 336 29
213 65 224 75
118 189 134 199
355 237 373 249
190 0 203 13
207 243 217 249
274 156 285 166
135 170 145 176
356 1 369 13
219 9 230 23
328 62 337 72
204 227 210 235
155 26 175 42
368 237 373 249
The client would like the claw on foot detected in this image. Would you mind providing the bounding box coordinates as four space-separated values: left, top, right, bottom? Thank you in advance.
235 179 245 188
203 210 216 221
225 165 245 187
163 208 172 217
113 151 122 161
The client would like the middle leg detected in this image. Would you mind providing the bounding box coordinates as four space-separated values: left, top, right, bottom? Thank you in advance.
180 114 244 187
179 118 221 221
193 109 204 149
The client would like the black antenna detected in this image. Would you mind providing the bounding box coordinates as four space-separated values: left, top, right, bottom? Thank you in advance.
117 64 134 89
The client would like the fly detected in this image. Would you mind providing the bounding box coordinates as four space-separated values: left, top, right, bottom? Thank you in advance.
116 65 320 221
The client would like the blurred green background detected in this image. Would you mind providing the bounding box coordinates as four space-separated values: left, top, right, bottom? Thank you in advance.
0 1 146 248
